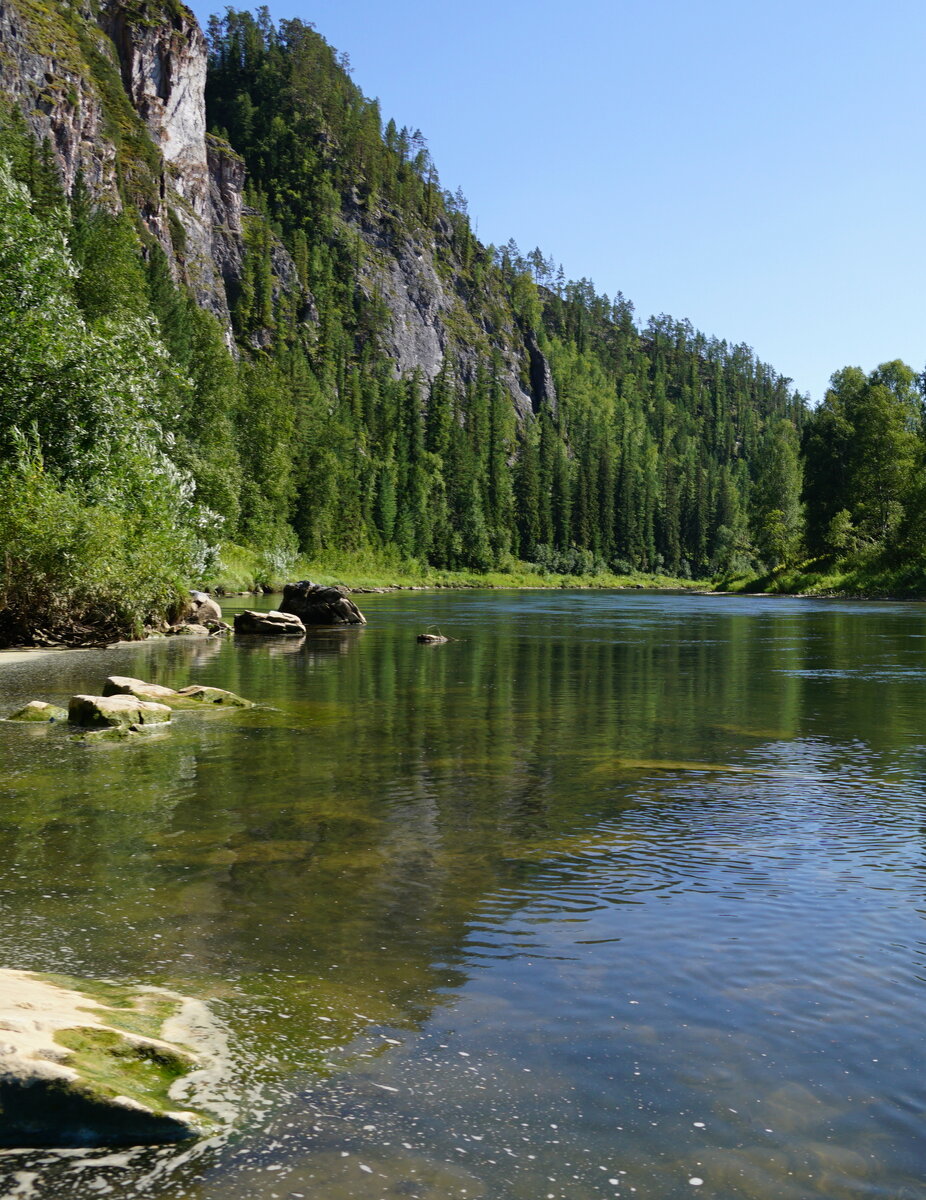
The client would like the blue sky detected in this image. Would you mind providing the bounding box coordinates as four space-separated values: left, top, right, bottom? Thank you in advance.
191 0 926 402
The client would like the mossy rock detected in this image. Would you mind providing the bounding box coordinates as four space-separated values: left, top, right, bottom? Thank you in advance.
68 694 172 728
102 676 252 709
173 685 252 708
70 723 171 744
0 971 233 1147
6 700 68 723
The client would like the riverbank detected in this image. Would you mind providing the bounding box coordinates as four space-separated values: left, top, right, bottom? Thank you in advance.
721 556 926 600
201 542 711 596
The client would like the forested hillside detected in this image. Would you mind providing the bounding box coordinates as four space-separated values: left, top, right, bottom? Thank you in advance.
2 0 920 644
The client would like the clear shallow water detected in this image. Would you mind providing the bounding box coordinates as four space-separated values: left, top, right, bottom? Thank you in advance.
2 590 926 1198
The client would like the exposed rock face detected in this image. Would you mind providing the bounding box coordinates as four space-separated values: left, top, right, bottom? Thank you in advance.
0 0 118 198
0 0 555 409
279 581 366 626
99 0 233 321
355 214 548 415
233 609 306 636
0 970 231 1147
208 133 246 299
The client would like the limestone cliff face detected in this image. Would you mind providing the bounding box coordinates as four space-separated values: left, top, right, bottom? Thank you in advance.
0 0 554 411
0 0 117 197
354 207 552 416
0 0 244 327
99 2 235 320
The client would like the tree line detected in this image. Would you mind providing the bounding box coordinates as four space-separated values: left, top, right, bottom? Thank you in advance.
1 3 923 643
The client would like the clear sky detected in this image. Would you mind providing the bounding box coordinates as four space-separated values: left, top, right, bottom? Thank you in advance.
190 0 926 402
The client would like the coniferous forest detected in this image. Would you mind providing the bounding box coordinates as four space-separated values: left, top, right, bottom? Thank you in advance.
1 1 924 644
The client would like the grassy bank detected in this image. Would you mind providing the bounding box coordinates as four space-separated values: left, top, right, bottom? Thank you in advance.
721 556 926 600
201 543 711 595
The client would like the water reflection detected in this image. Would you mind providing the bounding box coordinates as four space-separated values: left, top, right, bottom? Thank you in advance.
2 592 926 1197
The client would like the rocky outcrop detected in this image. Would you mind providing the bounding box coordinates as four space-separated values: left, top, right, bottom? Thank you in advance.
99 0 233 321
0 0 554 410
207 133 245 299
233 609 306 636
279 581 366 626
524 323 558 413
0 970 231 1147
0 0 118 199
355 214 545 416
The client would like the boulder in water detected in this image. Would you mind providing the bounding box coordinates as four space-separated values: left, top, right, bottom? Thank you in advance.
102 677 252 709
233 610 306 637
6 701 68 722
279 580 366 626
68 694 172 729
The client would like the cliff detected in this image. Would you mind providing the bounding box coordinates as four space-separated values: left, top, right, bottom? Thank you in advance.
0 0 553 404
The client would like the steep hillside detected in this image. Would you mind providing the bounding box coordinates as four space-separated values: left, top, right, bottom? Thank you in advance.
0 0 808 641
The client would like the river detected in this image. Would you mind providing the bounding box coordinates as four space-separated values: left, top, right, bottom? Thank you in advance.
1 590 925 1199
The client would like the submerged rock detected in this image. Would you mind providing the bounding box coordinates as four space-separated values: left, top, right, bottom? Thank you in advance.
174 684 252 708
166 623 211 637
71 724 172 744
68 695 172 729
6 701 69 722
280 580 366 626
0 970 232 1147
102 676 252 709
233 609 306 636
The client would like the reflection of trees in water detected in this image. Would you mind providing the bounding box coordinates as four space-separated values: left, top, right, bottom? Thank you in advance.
5 600 926 1054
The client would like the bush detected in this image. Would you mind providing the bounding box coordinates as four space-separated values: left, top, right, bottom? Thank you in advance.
0 436 195 644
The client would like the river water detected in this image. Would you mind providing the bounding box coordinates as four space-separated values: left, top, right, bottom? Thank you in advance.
1 590 926 1199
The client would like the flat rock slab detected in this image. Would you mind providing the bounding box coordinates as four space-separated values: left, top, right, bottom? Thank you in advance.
234 610 306 637
6 701 68 722
102 676 178 702
68 695 172 729
102 677 252 709
0 970 232 1147
174 685 252 708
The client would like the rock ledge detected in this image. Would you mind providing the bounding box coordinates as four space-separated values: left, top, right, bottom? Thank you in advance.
0 970 232 1147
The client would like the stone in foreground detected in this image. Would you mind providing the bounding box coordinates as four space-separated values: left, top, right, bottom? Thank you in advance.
68 695 172 729
279 580 366 626
0 970 232 1147
233 609 306 636
102 677 252 709
7 701 69 722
